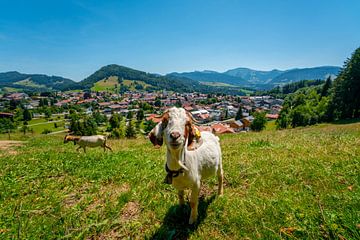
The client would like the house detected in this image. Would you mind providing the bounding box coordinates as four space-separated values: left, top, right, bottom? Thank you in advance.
211 123 235 134
229 120 244 132
146 114 162 123
265 113 279 120
242 116 254 130
0 112 14 119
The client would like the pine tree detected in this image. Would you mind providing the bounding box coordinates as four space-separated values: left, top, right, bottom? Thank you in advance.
235 106 243 120
321 76 332 97
328 47 360 119
23 109 32 121
136 109 144 121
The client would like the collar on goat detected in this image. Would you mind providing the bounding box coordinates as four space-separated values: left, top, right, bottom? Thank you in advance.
164 163 185 184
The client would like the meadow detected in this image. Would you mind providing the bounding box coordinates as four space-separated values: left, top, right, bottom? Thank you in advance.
0 122 359 239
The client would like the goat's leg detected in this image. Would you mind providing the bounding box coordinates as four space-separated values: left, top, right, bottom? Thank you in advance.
217 165 224 195
105 144 113 152
189 182 200 224
83 147 86 153
76 146 81 152
178 190 185 206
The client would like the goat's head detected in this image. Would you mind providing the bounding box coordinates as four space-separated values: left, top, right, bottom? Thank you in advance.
149 107 196 150
64 134 77 145
64 134 70 144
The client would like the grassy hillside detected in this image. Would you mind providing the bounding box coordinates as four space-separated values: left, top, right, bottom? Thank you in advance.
91 76 120 92
1 123 359 239
91 76 152 92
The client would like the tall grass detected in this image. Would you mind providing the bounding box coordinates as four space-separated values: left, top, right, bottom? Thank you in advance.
0 122 359 239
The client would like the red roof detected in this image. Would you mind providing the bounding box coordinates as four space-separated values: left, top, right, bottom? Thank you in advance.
146 114 162 123
184 106 194 111
265 114 279 119
197 126 212 132
198 113 210 120
211 123 235 134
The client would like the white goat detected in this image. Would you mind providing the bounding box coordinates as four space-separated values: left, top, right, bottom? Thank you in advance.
149 107 223 224
64 134 112 153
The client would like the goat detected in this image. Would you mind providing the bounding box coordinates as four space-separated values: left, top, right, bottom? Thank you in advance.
149 107 223 224
64 134 112 153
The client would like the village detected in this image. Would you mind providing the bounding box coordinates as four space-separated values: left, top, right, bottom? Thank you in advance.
0 90 283 135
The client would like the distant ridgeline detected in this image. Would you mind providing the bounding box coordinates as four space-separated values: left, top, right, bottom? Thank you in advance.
169 66 341 90
0 64 340 95
0 71 80 92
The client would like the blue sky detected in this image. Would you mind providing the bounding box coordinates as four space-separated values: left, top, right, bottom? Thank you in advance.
0 0 359 81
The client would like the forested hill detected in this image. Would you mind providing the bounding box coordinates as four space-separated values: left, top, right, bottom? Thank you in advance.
79 64 196 92
79 64 249 95
0 71 80 91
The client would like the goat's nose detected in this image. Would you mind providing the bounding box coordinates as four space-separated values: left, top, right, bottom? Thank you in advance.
170 131 181 140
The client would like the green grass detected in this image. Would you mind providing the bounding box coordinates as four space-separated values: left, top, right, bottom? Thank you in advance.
91 76 152 92
1 87 22 93
13 79 47 89
200 81 238 87
122 79 151 91
91 76 120 92
0 122 359 239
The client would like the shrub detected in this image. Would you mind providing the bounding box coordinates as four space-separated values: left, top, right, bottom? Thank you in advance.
42 129 52 134
251 112 267 131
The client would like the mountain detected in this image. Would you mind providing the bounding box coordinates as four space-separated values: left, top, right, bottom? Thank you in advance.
0 71 80 92
79 64 249 95
172 66 341 89
224 68 284 84
269 66 340 85
168 70 248 86
80 64 200 92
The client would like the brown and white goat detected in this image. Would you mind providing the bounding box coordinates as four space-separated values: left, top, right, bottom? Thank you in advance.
64 134 112 153
149 107 223 224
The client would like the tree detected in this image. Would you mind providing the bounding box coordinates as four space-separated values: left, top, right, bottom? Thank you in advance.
136 109 144 121
92 111 107 125
23 109 32 121
328 47 360 119
321 76 332 97
125 120 136 138
9 99 18 110
235 106 243 121
21 124 28 135
44 108 52 119
154 98 162 107
0 118 16 139
109 113 121 130
127 110 133 120
143 120 157 134
251 112 267 131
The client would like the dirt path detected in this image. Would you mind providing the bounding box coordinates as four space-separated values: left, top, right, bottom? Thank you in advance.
0 141 24 155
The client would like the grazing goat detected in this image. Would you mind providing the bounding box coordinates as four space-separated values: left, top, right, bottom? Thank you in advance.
64 134 112 153
149 107 223 224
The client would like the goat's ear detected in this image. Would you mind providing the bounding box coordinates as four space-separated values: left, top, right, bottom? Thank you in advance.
186 122 196 147
148 110 169 148
148 122 163 148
